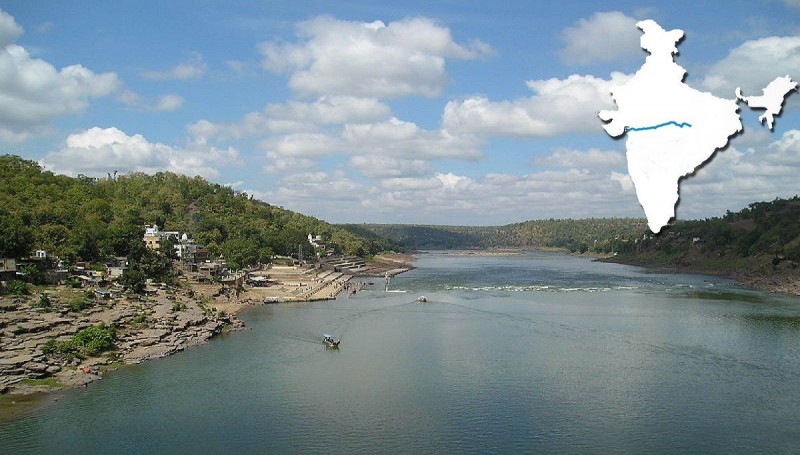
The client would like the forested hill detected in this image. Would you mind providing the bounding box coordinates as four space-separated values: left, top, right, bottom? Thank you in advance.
341 218 649 253
609 196 800 274
0 155 390 268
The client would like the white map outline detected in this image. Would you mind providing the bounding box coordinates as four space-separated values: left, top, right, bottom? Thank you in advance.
599 19 796 233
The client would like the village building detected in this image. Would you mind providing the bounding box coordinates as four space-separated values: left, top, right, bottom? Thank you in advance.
143 224 181 251
308 234 324 248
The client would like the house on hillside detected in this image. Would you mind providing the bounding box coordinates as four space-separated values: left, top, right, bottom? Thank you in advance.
143 224 181 251
144 225 206 262
308 234 324 248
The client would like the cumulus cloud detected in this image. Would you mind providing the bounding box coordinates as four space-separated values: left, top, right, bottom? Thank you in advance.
40 127 239 179
0 9 119 141
254 117 482 165
678 129 800 218
0 9 22 47
259 15 491 98
258 145 644 224
263 152 316 173
443 73 631 137
559 12 642 65
535 148 626 170
142 53 207 80
260 132 343 158
342 117 483 159
701 36 800 96
349 155 431 178
188 96 392 141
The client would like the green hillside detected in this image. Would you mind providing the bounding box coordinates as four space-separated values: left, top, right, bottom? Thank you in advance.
610 196 800 274
342 218 649 253
0 155 384 268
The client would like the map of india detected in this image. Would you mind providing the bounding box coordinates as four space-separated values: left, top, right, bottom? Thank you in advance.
599 20 797 233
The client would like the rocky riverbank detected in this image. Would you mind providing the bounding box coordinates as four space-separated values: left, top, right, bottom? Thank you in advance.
0 260 416 399
0 285 244 396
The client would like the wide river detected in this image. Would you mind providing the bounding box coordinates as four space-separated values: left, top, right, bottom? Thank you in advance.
2 251 800 453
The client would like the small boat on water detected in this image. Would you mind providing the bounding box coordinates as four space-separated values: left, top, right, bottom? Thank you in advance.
323 334 340 348
417 295 427 302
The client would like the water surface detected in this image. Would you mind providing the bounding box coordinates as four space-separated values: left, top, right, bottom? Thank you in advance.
2 251 799 453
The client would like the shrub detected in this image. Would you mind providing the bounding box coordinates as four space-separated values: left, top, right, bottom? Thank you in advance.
72 324 117 356
40 338 56 354
68 296 92 312
4 280 29 295
170 302 187 312
35 293 52 310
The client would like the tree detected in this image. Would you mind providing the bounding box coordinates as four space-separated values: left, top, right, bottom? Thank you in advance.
119 265 147 293
19 263 47 285
0 212 33 258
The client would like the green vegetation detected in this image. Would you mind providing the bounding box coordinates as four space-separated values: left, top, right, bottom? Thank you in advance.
42 324 117 357
0 155 383 269
3 280 29 296
171 301 187 312
19 377 63 388
67 295 93 312
610 196 800 272
342 218 648 253
35 293 52 311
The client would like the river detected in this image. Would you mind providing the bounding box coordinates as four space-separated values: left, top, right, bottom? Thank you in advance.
2 251 800 453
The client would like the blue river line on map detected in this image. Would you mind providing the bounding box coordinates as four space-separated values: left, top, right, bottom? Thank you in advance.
625 121 693 132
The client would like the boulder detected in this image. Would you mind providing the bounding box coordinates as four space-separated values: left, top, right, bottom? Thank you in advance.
23 362 49 373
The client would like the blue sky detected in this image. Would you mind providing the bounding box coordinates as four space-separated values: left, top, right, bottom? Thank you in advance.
1 1 800 225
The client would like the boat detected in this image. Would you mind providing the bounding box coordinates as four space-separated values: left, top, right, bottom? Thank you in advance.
323 334 340 348
417 295 427 302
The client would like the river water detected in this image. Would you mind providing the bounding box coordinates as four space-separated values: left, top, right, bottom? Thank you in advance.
2 251 800 453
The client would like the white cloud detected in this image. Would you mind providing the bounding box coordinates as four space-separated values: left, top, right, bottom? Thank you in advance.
0 10 119 141
142 53 207 80
701 36 800 96
349 155 431 178
0 9 23 47
188 96 391 141
263 152 316 173
535 148 626 170
258 146 644 224
259 15 491 98
264 96 391 126
260 132 343 157
443 73 631 137
679 129 800 218
342 117 483 159
117 90 185 112
154 94 184 112
40 127 239 179
559 12 642 65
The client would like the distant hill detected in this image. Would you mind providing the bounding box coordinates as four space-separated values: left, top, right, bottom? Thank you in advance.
609 196 800 274
341 218 649 253
0 155 383 268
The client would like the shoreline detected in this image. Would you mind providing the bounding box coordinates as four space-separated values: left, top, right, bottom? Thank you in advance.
0 256 417 405
598 255 800 296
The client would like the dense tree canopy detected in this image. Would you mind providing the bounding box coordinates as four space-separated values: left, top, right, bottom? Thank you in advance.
0 155 380 265
343 218 649 253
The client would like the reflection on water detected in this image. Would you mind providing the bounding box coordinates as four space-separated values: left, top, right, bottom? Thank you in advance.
2 251 800 453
